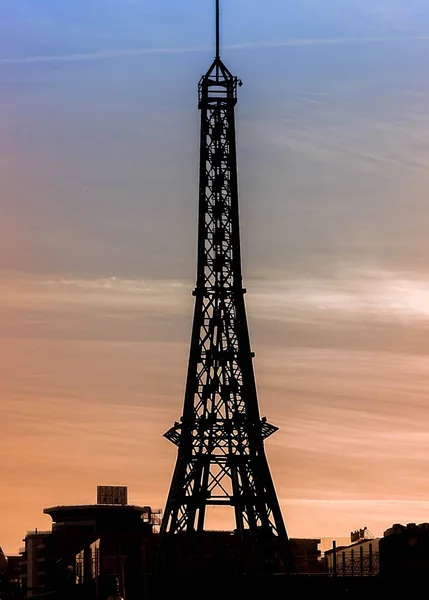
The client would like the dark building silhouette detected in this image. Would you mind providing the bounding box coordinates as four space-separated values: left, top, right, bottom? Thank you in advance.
157 531 320 578
15 505 429 599
19 530 53 597
43 502 156 599
9 487 159 599
325 537 379 577
0 548 21 599
3 493 325 599
379 522 429 580
289 538 323 574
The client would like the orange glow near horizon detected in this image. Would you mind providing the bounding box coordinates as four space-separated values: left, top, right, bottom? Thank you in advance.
3 273 429 553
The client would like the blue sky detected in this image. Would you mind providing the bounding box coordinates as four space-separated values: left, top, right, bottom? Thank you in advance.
2 1 429 60
1 1 429 279
3 1 429 553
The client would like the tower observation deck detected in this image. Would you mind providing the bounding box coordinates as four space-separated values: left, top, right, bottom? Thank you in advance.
158 0 294 577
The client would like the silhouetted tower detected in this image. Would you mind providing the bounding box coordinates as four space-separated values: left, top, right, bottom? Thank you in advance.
159 0 293 575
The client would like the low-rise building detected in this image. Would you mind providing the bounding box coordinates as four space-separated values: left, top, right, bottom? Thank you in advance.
19 530 53 597
10 487 158 599
325 530 379 576
0 548 22 599
379 522 429 579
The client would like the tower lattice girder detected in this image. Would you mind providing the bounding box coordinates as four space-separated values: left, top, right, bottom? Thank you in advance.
159 6 293 575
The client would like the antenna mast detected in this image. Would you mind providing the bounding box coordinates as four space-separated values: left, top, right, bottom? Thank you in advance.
216 0 220 59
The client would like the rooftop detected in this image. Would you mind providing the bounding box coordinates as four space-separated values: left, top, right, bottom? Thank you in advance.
44 504 151 518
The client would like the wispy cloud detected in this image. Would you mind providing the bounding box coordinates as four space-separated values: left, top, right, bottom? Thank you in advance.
0 47 184 66
284 499 429 507
0 46 206 65
2 35 429 65
45 275 188 293
230 34 429 50
250 268 429 322
5 269 429 322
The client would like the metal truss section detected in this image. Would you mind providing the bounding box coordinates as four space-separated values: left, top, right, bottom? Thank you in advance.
159 55 293 574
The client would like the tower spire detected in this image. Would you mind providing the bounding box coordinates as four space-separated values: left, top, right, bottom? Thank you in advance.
158 0 294 582
216 0 220 59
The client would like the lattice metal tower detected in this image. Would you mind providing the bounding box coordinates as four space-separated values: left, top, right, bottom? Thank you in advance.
158 0 293 575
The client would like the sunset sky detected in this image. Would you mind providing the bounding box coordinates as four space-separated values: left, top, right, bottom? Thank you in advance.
3 0 429 554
